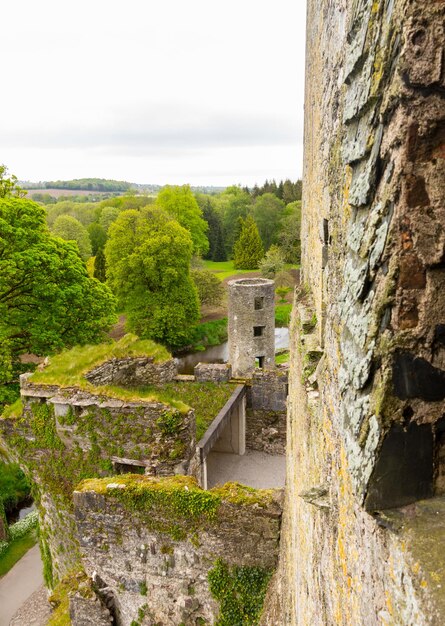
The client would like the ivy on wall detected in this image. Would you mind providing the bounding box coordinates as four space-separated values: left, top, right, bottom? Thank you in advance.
208 559 272 626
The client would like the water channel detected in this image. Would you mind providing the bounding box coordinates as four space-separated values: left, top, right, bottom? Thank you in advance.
176 327 289 374
6 498 35 524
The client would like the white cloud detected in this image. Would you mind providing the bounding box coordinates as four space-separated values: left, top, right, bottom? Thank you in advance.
1 0 306 186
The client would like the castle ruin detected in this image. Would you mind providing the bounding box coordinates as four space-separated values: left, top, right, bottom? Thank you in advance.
1 0 444 624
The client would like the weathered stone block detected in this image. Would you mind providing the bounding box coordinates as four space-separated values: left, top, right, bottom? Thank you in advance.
194 362 232 383
85 356 177 387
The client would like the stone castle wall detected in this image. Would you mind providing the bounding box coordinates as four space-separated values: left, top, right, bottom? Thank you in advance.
74 476 282 626
261 0 445 624
85 356 178 387
245 370 288 454
1 377 196 585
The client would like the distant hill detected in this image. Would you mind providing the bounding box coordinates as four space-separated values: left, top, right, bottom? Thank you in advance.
20 178 134 193
19 179 227 195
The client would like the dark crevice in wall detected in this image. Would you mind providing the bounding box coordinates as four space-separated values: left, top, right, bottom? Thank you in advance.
393 350 445 402
365 421 434 511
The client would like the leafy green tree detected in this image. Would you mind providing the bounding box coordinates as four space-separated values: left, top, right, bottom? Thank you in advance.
259 244 286 277
200 198 226 261
214 186 252 258
252 193 285 250
233 216 264 269
94 247 107 282
278 200 302 263
99 195 154 211
99 206 120 233
51 215 92 261
88 223 107 255
0 197 117 389
191 269 224 307
105 207 199 348
156 186 209 256
0 165 26 199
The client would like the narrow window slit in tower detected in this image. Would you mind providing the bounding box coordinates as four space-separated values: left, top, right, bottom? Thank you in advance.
256 356 265 369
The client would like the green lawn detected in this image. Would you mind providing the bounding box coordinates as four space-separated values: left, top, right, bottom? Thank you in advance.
141 381 237 441
275 351 290 365
0 528 38 577
204 259 299 282
203 260 258 281
275 304 292 327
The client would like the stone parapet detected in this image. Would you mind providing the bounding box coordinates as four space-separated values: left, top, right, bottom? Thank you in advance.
74 476 282 626
194 362 232 382
85 356 177 387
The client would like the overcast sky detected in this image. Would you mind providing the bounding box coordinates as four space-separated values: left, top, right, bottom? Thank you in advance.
2 0 306 187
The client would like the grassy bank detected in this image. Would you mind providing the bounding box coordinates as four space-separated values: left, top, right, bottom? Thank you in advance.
275 304 292 327
0 510 39 577
184 318 228 352
0 528 38 577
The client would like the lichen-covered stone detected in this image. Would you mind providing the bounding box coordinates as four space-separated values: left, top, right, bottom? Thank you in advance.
262 0 445 623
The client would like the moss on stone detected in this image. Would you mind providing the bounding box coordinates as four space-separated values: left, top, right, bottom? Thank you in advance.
1 399 23 420
208 558 273 626
76 475 277 539
47 570 93 626
30 334 171 388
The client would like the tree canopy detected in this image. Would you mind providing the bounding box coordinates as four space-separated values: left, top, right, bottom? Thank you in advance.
252 193 285 251
156 186 209 256
0 197 117 385
214 186 252 257
279 200 302 263
51 214 92 260
198 197 226 261
105 207 199 347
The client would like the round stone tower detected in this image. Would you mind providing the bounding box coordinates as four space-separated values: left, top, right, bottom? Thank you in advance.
228 277 275 378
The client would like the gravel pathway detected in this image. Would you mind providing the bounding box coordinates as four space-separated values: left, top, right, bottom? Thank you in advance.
0 546 48 626
9 585 51 626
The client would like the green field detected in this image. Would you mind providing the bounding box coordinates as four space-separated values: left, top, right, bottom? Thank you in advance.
204 260 299 282
203 260 258 281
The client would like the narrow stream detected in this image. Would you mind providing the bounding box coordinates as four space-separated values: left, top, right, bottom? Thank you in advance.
6 498 35 525
176 327 289 375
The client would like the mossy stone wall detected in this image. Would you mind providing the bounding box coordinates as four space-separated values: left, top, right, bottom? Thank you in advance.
73 476 282 626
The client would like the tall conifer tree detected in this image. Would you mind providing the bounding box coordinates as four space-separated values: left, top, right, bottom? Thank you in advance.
233 216 264 269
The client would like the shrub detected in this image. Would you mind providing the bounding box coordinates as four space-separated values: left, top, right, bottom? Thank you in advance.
259 245 286 278
191 269 225 307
